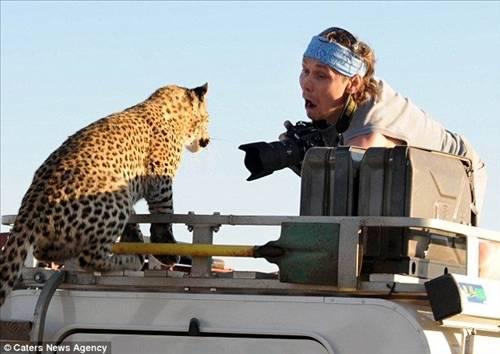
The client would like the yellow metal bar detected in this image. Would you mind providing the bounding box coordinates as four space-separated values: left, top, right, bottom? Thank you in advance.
112 243 256 258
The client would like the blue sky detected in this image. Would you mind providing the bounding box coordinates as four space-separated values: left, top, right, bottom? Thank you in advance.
1 1 499 271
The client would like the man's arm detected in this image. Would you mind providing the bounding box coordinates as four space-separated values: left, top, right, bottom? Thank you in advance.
344 132 405 148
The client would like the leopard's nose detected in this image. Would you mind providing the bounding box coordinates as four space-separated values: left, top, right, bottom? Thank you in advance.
199 138 210 148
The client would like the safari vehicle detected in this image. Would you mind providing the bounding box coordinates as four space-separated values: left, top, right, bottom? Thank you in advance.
1 146 499 354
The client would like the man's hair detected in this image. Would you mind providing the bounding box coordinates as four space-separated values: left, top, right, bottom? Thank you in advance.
319 27 379 104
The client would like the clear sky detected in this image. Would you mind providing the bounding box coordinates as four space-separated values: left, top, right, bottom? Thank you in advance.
1 1 499 271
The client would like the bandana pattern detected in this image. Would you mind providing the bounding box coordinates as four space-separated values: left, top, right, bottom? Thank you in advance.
304 36 367 77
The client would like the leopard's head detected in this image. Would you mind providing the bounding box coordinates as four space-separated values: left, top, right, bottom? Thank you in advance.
185 83 210 153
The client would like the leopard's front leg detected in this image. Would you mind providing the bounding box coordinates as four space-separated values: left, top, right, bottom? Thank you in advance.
145 175 179 266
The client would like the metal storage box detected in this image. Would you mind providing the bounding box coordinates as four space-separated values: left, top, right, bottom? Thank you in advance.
358 146 474 275
299 146 474 278
358 146 474 224
300 146 365 216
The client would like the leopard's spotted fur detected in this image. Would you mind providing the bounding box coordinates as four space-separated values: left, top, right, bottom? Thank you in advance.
0 84 210 306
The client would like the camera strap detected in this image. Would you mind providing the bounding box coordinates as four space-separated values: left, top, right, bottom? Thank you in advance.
335 94 357 145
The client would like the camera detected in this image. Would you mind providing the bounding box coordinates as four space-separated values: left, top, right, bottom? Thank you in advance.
239 120 328 181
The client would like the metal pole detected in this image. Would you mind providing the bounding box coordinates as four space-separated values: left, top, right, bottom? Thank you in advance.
190 225 214 278
30 270 66 352
337 219 360 290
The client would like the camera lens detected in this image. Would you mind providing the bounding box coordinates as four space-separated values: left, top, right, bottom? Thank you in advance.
239 140 304 181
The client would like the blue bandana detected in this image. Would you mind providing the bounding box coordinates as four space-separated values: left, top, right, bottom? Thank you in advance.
303 36 367 77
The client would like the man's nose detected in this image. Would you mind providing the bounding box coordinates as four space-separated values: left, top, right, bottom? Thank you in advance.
301 75 313 92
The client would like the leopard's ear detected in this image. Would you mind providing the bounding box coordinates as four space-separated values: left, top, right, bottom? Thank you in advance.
192 83 208 101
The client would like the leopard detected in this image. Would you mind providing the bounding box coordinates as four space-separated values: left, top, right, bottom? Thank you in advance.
0 83 210 306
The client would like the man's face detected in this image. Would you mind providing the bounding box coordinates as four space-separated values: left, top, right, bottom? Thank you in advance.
299 58 350 123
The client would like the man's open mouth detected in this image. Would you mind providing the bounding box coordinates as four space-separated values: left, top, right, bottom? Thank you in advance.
305 99 316 109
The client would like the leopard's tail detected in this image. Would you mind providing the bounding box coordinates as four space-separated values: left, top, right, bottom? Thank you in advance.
0 227 33 307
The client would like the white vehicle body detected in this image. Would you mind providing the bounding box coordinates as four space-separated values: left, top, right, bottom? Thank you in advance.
1 284 497 354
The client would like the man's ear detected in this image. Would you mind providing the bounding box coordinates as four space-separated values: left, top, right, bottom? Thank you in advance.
192 83 208 101
346 76 362 94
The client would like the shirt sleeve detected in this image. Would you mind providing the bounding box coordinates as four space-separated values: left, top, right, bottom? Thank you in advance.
343 79 484 169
